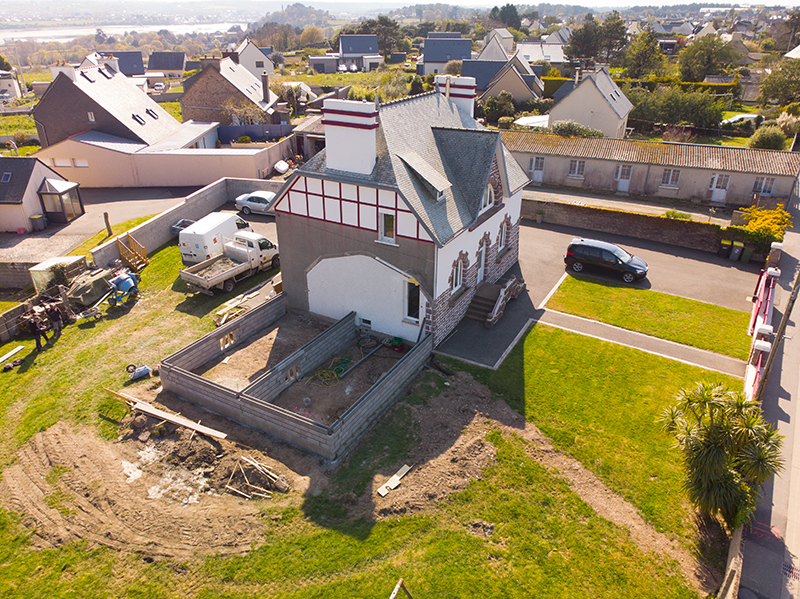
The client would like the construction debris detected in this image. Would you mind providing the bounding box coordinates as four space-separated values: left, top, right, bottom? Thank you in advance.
104 388 228 439
377 464 412 497
223 454 290 499
213 279 277 326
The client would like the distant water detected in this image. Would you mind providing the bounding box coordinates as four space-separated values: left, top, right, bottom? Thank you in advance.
0 22 247 43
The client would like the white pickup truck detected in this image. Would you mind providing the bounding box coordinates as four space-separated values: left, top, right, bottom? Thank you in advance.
179 231 279 295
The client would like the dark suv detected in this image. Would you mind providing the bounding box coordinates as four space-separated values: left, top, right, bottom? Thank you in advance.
564 238 648 283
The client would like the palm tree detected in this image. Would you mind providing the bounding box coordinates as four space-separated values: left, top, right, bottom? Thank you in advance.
659 382 783 529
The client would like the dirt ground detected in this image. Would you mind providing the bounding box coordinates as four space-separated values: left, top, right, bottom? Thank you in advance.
0 372 722 595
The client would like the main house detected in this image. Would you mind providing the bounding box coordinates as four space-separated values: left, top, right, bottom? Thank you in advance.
270 75 529 346
500 130 800 206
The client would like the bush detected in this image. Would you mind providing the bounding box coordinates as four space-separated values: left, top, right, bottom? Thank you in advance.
236 136 252 144
49 264 70 288
746 125 786 150
498 116 514 129
662 126 695 143
777 112 800 136
550 119 604 138
664 210 691 220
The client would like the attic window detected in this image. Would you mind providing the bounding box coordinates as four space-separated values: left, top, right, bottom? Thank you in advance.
132 113 146 125
87 111 95 122
99 68 112 79
1 172 11 183
80 71 95 83
145 108 159 119
437 189 445 202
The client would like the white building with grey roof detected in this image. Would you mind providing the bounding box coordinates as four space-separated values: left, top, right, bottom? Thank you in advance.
270 75 529 345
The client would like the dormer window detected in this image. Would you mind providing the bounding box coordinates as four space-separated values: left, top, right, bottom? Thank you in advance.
481 184 494 211
437 189 445 202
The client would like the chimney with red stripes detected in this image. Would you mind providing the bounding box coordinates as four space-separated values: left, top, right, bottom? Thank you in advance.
321 99 379 175
434 75 477 118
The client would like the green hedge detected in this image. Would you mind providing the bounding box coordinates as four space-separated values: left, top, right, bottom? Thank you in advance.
542 76 570 98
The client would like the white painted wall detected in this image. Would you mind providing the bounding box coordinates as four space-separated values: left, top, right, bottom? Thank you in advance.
238 42 274 78
308 254 424 341
323 99 377 175
0 204 30 233
434 189 522 295
549 82 626 139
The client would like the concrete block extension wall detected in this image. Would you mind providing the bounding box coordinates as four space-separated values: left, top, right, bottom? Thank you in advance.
90 177 286 268
161 296 433 461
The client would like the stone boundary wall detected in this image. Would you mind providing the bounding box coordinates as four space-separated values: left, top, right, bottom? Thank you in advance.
522 198 727 253
0 262 37 290
718 525 744 599
90 177 286 268
331 333 434 459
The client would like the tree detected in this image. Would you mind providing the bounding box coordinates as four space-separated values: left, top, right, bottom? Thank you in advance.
409 75 424 95
599 11 628 63
746 125 787 150
0 54 11 71
759 59 800 105
565 14 601 61
299 26 325 48
269 52 285 66
351 16 404 56
498 4 521 30
678 36 739 82
660 382 783 529
444 60 462 75
623 26 663 78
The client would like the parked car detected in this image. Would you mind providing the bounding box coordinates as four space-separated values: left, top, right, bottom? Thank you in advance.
234 190 276 215
564 238 648 283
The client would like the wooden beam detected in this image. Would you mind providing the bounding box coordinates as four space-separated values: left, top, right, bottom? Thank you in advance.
0 345 24 363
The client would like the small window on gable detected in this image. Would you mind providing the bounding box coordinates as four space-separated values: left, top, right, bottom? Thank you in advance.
256 61 264 68
87 111 95 123
1 172 11 183
481 184 494 211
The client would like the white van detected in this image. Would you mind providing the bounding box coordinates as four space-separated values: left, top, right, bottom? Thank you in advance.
179 213 252 264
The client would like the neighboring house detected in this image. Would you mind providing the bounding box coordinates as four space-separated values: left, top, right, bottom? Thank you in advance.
462 55 542 103
270 75 528 346
420 37 473 75
34 62 184 148
627 22 642 36
226 38 275 78
308 35 383 73
500 130 800 207
478 34 509 61
146 52 186 77
548 68 633 139
516 42 566 66
292 112 325 160
484 28 514 53
0 157 83 233
180 57 283 125
0 69 21 99
695 22 718 38
786 43 800 59
428 32 463 39
100 51 144 76
545 27 572 44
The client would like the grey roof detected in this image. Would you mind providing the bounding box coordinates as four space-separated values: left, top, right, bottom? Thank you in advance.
215 58 278 111
339 35 379 55
516 42 566 63
422 38 472 64
293 113 324 135
71 131 149 153
461 60 507 91
290 92 528 246
581 70 633 119
428 32 463 38
550 80 574 103
0 157 41 204
147 52 186 72
545 27 572 44
489 28 513 39
478 35 509 61
37 65 182 146
100 51 144 76
143 121 219 152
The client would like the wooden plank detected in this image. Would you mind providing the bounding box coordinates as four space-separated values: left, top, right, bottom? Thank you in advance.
377 464 412 497
104 389 228 439
0 345 25 363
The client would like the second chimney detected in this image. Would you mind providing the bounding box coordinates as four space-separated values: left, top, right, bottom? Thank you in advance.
261 71 270 103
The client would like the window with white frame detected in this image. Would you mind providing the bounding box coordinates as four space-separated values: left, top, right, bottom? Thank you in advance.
87 111 95 123
753 177 775 196
661 169 680 187
379 210 395 243
72 158 89 168
481 184 494 211
451 259 463 292
568 160 585 178
529 156 544 176
0 172 10 183
406 281 420 320
498 220 507 251
52 158 71 168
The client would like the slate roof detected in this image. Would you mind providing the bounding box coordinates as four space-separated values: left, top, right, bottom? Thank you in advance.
214 58 279 111
147 52 186 72
545 27 572 44
71 131 149 154
99 51 144 76
461 60 507 91
422 38 473 64
0 157 39 204
35 64 182 146
339 35 379 55
478 35 509 61
428 32 463 38
516 42 566 63
488 28 513 40
499 131 800 177
291 92 529 246
550 80 574 103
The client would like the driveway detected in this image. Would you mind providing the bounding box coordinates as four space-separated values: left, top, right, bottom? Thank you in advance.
435 219 762 368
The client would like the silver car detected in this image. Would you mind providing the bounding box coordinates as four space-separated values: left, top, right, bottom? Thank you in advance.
234 190 276 215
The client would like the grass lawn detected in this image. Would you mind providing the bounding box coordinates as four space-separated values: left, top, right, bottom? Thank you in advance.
1 145 39 157
0 115 36 136
0 241 716 597
547 275 752 360
0 300 18 313
67 215 156 258
448 324 740 553
160 101 182 121
276 64 408 88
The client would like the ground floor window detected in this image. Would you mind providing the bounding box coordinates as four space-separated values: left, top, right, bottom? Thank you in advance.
753 177 775 196
451 259 462 292
661 169 680 187
568 160 585 178
499 220 507 251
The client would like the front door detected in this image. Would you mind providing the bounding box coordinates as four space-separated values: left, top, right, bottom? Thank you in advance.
477 244 486 285
710 173 729 202
530 157 544 185
615 164 632 193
